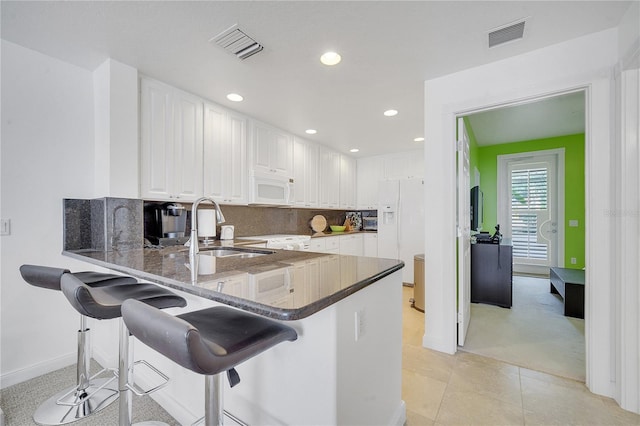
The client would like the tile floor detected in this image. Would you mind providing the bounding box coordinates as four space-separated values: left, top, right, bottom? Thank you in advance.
401 286 640 425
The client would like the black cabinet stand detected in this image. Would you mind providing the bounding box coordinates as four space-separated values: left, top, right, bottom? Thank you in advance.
471 242 513 308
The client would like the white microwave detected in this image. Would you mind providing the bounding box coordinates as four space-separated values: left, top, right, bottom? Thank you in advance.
249 172 293 206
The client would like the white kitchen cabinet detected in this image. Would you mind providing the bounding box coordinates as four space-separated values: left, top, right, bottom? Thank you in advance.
203 103 248 204
308 238 326 253
363 233 378 257
140 78 203 201
292 137 319 208
319 147 341 209
324 237 340 254
338 234 363 256
201 274 249 297
339 154 357 210
290 258 320 305
318 255 341 295
357 156 384 210
251 121 293 178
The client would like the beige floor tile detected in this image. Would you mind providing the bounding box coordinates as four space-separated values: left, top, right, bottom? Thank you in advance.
519 367 587 392
406 408 436 426
402 345 456 383
435 389 524 426
521 375 626 425
402 369 448 421
600 397 640 425
447 365 522 408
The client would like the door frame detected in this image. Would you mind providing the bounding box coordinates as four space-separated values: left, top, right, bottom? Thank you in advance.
497 148 566 273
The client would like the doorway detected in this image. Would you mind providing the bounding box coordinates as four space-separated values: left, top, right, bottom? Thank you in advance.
498 149 565 275
456 90 586 380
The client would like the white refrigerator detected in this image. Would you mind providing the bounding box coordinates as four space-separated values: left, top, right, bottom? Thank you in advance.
377 178 425 284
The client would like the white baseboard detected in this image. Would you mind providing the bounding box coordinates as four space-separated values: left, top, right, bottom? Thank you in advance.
391 400 407 426
423 333 456 355
0 352 75 389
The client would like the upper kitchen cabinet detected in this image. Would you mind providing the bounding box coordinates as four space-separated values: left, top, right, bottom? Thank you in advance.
251 121 293 178
356 156 384 210
292 137 319 208
339 154 357 210
140 78 203 201
203 103 248 204
319 146 341 209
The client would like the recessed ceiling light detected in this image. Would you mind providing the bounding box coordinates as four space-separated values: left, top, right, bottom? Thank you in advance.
320 51 341 66
226 93 243 102
383 109 398 117
414 137 425 142
350 148 359 153
305 129 317 135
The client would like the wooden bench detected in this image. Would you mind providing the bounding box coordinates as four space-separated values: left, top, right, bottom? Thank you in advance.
550 267 585 319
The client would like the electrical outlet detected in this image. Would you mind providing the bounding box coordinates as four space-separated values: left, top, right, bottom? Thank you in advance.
0 219 10 236
354 309 366 341
571 257 577 264
569 220 579 227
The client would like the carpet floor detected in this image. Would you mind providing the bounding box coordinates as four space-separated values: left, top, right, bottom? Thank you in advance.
0 360 178 425
460 275 586 382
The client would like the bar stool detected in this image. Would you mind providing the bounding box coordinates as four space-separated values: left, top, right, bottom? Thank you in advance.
20 264 138 425
121 299 298 426
60 273 187 426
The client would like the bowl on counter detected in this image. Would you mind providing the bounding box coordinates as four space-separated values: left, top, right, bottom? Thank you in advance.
330 225 346 232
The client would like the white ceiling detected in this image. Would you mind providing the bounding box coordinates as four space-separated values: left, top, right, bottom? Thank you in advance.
0 1 631 157
465 90 586 146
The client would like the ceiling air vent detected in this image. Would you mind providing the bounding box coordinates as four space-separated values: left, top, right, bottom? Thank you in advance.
211 24 264 60
488 19 526 48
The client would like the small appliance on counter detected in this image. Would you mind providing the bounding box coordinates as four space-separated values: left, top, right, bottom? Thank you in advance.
220 225 235 240
362 216 378 231
144 202 188 246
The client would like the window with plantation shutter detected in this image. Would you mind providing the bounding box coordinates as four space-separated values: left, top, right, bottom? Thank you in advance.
511 167 548 260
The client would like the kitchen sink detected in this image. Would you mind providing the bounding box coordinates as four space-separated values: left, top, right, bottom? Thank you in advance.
197 247 275 259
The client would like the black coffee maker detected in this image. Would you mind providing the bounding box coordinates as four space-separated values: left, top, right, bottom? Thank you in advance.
144 202 188 246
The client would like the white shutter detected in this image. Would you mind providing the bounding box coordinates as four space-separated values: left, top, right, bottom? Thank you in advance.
511 167 548 260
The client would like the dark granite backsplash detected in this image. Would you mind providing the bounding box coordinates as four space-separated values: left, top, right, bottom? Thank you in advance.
65 196 366 252
160 203 358 236
64 197 143 251
217 205 349 236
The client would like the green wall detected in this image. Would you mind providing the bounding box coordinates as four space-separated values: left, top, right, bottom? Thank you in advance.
473 133 585 269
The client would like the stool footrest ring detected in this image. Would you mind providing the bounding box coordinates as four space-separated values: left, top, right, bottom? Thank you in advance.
55 367 116 407
114 359 170 396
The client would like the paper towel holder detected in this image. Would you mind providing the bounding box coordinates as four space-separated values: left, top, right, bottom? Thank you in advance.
197 209 218 245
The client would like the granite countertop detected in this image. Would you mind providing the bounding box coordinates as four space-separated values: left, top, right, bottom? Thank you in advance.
309 230 377 238
63 244 403 321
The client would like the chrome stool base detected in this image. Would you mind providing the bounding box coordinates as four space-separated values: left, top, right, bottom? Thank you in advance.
33 377 118 425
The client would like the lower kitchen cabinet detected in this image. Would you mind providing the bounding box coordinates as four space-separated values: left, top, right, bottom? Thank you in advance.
339 234 363 256
363 233 378 257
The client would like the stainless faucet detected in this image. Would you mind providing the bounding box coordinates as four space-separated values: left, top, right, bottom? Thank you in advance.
189 197 226 258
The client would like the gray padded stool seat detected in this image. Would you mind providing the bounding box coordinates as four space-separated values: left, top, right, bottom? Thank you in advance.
122 299 298 426
19 264 138 425
60 273 187 426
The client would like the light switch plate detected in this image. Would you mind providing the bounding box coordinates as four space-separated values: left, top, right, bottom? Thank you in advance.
569 220 579 227
0 219 10 236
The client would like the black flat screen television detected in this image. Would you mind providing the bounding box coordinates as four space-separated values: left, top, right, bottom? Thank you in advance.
470 186 483 231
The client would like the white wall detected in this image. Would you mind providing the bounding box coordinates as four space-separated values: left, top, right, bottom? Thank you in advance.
93 59 139 198
613 1 640 413
0 40 100 386
423 27 621 400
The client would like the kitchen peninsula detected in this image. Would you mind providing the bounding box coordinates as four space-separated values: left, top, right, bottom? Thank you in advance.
63 202 405 425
